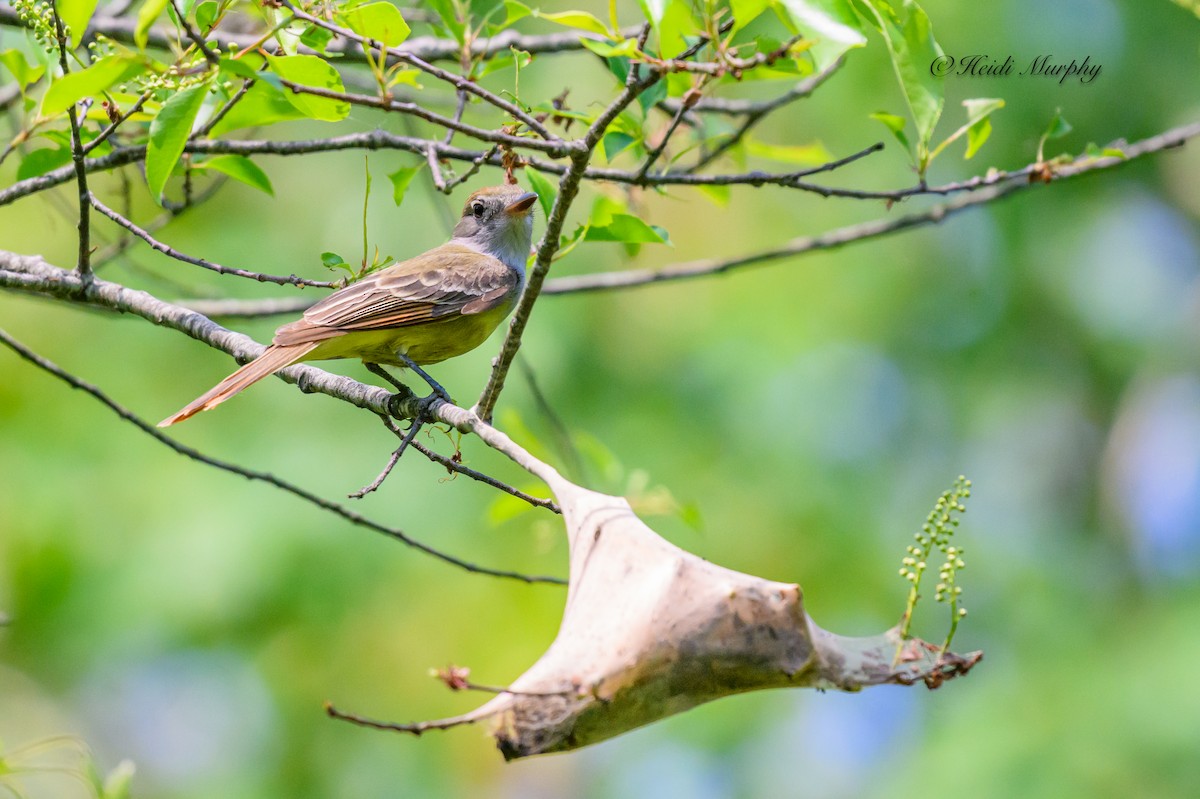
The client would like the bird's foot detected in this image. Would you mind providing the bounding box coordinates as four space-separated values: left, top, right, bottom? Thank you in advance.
396 354 453 404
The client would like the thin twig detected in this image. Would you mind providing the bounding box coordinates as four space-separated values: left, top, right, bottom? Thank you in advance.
51 10 91 278
81 92 151 155
277 79 570 156
168 0 219 67
544 182 1022 295
0 326 561 584
686 58 846 172
349 417 425 499
193 79 253 139
0 5 628 64
89 193 341 288
279 0 556 140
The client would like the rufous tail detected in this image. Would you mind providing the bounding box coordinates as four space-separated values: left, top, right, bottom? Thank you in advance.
158 343 318 427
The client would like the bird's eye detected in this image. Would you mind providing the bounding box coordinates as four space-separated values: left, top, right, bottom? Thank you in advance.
471 202 485 219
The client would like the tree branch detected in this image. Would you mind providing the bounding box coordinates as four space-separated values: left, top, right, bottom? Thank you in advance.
90 194 341 288
0 325 559 584
0 5 633 65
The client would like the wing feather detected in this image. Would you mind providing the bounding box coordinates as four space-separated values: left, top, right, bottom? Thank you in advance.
273 243 518 347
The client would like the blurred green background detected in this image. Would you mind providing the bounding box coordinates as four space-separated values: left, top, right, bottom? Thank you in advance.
3 0 1200 796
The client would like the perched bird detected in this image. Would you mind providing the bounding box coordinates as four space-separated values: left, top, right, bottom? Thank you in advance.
158 185 538 427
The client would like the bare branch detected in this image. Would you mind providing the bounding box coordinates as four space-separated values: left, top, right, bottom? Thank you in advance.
81 92 151 155
0 5 635 65
90 194 341 288
168 0 219 68
278 0 556 141
0 325 560 585
277 80 572 156
50 9 92 278
541 123 1200 294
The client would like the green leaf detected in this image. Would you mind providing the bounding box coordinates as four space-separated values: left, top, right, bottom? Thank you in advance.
1037 109 1072 162
198 154 274 195
503 0 532 25
194 0 218 32
299 23 335 54
0 49 46 90
744 137 835 165
924 97 1003 163
40 56 141 117
854 0 944 173
523 167 558 219
777 0 867 70
695 184 731 206
1084 142 1125 159
1042 109 1072 141
580 38 642 58
145 83 208 201
265 54 350 121
585 210 670 244
869 110 911 154
321 251 348 269
387 163 423 206
636 0 668 27
339 2 411 48
136 0 169 49
209 82 305 134
730 0 769 31
961 97 1003 159
58 0 101 47
425 0 466 42
16 147 71 180
538 9 611 36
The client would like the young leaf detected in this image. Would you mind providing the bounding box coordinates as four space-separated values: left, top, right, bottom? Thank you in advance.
537 9 611 36
730 0 770 32
136 0 170 49
266 54 350 121
387 163 423 206
636 0 668 28
0 49 46 91
926 97 1003 163
322 252 347 268
16 148 71 180
580 38 642 58
198 154 274 195
962 97 1003 159
744 137 834 165
1036 109 1072 162
777 0 868 70
339 2 411 47
425 0 466 42
57 0 101 47
208 81 306 134
585 213 671 244
145 83 208 201
40 56 140 117
854 0 945 174
523 167 558 219
869 110 912 155
194 1 218 32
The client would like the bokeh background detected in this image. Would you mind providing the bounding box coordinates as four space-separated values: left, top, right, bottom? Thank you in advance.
3 0 1200 796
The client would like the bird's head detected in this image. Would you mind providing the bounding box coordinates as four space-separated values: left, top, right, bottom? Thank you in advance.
452 185 538 272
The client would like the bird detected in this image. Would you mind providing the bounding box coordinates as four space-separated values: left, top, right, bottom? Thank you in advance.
158 184 538 427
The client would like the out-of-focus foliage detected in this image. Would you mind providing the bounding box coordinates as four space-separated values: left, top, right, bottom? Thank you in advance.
1 0 1199 797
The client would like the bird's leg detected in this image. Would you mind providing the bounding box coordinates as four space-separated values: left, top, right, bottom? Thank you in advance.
365 362 413 394
396 354 453 404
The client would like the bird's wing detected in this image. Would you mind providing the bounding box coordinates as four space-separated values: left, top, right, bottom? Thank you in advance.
273 243 518 346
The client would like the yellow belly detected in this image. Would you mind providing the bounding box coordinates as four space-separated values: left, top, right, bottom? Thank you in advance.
300 300 514 366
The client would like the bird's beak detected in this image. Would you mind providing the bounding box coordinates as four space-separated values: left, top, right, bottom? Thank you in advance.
505 192 538 216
